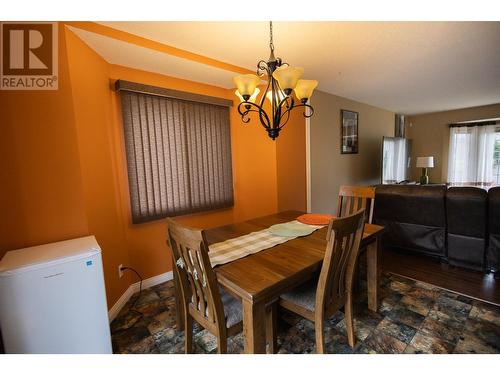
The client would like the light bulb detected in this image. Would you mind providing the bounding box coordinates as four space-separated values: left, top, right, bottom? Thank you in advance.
235 88 260 103
266 90 287 104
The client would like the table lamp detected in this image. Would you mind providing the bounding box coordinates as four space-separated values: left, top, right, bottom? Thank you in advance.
416 156 434 185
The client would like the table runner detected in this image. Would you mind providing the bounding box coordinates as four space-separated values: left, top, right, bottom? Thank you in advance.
208 220 323 267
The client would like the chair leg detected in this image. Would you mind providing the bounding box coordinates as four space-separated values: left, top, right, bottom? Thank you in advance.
345 293 355 348
315 319 325 354
184 313 193 354
266 303 278 354
216 332 227 354
173 270 184 331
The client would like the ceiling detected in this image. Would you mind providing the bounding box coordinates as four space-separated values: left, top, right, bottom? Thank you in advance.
68 26 238 89
79 21 500 115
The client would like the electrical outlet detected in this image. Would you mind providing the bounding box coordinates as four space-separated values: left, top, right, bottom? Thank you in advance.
118 264 124 278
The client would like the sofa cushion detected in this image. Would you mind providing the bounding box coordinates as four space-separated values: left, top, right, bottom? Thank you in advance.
374 185 446 256
489 187 500 235
488 186 500 271
446 187 487 238
374 185 447 228
446 187 487 270
447 234 485 271
379 221 445 256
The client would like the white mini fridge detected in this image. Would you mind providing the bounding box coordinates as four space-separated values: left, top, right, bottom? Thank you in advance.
0 236 112 353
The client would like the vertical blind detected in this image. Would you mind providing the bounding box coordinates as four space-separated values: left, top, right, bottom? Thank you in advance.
120 89 234 223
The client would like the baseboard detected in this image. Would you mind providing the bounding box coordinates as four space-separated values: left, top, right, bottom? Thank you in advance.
108 284 136 323
108 270 173 322
139 270 173 290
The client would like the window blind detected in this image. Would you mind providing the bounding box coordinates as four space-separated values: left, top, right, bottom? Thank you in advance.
119 88 234 223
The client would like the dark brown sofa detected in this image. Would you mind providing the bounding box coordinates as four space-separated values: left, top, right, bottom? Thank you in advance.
374 184 496 273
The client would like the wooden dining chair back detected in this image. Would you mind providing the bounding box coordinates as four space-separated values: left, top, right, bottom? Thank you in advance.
337 185 375 224
279 209 365 353
316 209 365 349
166 218 242 353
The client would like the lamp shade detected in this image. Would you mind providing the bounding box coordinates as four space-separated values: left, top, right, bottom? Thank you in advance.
233 74 260 97
294 79 318 100
272 66 304 91
235 88 260 103
416 156 434 168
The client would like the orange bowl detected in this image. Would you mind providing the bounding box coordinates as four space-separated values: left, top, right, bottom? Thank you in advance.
297 213 334 225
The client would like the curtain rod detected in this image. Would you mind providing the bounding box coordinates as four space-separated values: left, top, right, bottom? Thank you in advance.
115 80 233 108
449 120 497 128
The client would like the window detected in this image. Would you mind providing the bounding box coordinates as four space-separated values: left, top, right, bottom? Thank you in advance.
447 122 498 186
382 137 411 184
117 80 234 223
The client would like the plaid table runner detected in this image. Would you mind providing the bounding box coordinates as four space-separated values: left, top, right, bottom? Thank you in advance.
208 220 323 267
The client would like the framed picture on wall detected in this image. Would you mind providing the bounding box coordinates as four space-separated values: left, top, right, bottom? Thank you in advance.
341 109 359 154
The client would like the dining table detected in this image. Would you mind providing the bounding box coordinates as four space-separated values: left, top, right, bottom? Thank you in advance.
174 210 384 354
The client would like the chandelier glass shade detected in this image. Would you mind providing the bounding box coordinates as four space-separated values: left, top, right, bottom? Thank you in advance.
294 79 319 101
233 22 318 140
235 87 260 103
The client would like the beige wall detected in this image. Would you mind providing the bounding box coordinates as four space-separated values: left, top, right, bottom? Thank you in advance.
406 103 500 183
310 90 394 214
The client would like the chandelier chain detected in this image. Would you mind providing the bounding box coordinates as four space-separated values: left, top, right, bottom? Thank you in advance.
269 21 274 52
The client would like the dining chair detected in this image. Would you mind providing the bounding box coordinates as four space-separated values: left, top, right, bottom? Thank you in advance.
279 209 366 353
166 218 243 354
335 185 375 289
337 185 375 224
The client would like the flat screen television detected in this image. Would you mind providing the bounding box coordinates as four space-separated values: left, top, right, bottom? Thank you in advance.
381 137 412 184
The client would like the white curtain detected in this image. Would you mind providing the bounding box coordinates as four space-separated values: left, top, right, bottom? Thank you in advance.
447 125 496 184
383 137 408 183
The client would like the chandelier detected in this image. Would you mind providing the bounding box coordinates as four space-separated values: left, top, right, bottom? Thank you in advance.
233 22 318 140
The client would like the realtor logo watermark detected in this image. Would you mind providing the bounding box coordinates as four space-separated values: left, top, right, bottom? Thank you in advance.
1 22 58 90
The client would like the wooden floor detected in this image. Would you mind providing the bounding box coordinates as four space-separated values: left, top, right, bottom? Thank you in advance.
382 247 500 306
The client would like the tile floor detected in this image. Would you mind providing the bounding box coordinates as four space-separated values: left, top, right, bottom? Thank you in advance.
111 272 500 354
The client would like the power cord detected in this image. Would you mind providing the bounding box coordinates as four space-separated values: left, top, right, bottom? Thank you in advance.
120 266 144 325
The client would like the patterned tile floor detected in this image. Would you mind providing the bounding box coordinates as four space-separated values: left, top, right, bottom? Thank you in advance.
111 272 500 354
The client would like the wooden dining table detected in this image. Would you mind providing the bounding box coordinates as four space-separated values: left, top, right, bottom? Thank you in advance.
175 210 384 354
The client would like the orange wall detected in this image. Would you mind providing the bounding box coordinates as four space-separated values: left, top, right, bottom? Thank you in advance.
276 109 307 212
64 26 281 305
0 26 89 257
0 23 306 308
64 30 133 304
107 64 280 285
